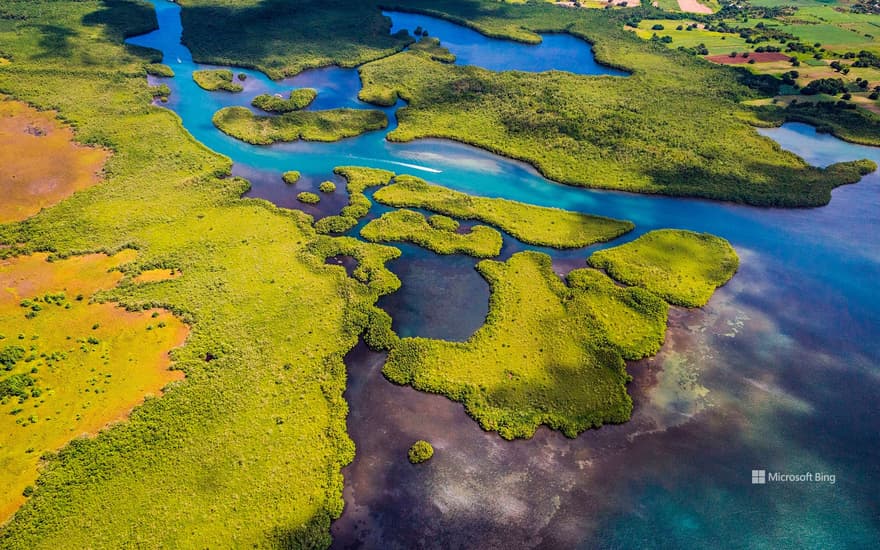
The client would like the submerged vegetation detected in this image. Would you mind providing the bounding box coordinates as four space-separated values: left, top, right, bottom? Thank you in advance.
373 176 633 248
251 88 317 113
0 0 811 543
360 209 503 257
588 229 739 307
212 106 388 144
191 69 242 92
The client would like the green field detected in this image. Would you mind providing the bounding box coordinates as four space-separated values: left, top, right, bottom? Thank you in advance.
632 19 753 54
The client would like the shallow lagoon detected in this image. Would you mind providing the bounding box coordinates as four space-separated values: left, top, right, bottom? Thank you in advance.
129 2 879 547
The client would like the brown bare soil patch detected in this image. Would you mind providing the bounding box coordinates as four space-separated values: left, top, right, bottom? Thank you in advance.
0 98 110 223
678 0 713 14
0 251 188 523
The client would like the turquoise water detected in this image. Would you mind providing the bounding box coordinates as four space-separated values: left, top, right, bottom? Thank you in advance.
385 11 630 75
129 2 880 548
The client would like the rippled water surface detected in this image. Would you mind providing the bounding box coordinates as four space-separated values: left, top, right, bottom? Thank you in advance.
129 2 880 547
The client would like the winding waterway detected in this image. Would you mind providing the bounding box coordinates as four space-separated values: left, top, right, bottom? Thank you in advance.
129 2 879 547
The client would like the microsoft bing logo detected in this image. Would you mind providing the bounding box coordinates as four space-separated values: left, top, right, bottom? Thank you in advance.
752 470 766 484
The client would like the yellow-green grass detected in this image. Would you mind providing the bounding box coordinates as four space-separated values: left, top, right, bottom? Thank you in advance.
746 92 880 117
251 88 317 113
382 251 669 439
0 98 110 224
0 0 400 545
212 106 388 145
372 176 633 248
589 229 739 307
631 20 752 55
191 69 242 92
360 209 503 258
313 166 395 234
0 251 188 523
744 59 880 90
760 5 880 54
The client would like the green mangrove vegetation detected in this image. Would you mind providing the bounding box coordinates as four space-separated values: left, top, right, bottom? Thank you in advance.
409 36 456 63
313 166 394 235
350 0 875 206
177 0 414 79
407 440 434 464
191 69 242 92
297 191 321 204
251 88 317 113
282 170 301 184
212 106 388 144
0 0 403 545
372 175 634 248
382 252 670 440
360 209 503 258
428 214 458 232
319 181 337 193
588 229 739 307
753 102 880 147
145 63 174 77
